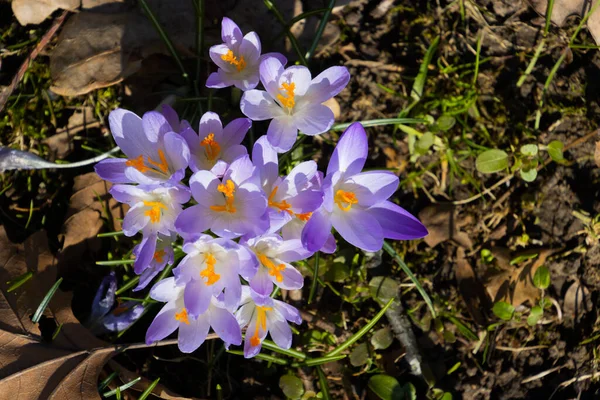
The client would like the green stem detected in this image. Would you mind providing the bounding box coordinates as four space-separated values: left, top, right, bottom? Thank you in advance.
308 252 320 304
263 0 307 66
305 0 336 62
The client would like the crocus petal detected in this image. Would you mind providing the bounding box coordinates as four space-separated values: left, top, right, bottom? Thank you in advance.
199 112 224 141
135 267 162 291
294 103 334 136
95 159 130 183
277 239 313 262
274 300 302 324
250 267 273 297
282 160 317 196
252 136 279 187
267 311 293 349
149 277 179 302
305 66 350 104
175 205 215 241
321 233 337 254
369 201 428 240
279 66 311 96
240 90 282 121
211 306 243 345
178 313 210 353
103 303 144 332
108 109 155 159
277 263 304 290
163 132 190 172
222 118 252 147
134 233 157 274
331 208 383 252
288 190 323 214
189 170 221 207
260 52 287 66
142 111 172 142
122 203 148 237
301 209 332 252
184 279 212 317
209 44 236 71
221 17 243 46
259 56 285 100
108 184 145 204
160 104 180 132
221 145 248 165
266 116 297 153
145 302 178 344
89 272 117 322
346 171 399 207
206 72 230 88
327 122 368 177
235 301 254 328
240 32 261 63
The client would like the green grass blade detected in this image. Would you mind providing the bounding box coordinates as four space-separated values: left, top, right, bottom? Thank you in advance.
517 39 545 88
287 8 329 27
325 297 394 357
316 366 331 400
264 0 307 66
305 0 336 62
96 259 135 266
308 251 320 304
6 271 33 292
138 378 160 400
115 276 140 296
227 350 288 365
570 0 600 44
32 277 62 324
544 0 555 36
294 354 347 367
411 36 440 102
261 339 307 360
331 118 426 131
382 241 436 318
103 377 142 398
97 231 124 238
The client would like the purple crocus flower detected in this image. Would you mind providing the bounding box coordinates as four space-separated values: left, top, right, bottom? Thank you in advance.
206 17 287 91
241 233 307 297
133 233 176 291
146 277 242 353
240 57 350 152
252 136 323 232
175 156 269 240
181 111 251 176
235 287 302 358
302 123 428 252
95 108 190 185
160 104 191 134
103 301 145 332
173 234 249 315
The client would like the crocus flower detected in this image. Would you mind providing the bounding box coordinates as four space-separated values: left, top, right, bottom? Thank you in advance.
181 111 251 176
302 123 428 252
235 287 302 358
252 136 323 232
95 109 190 185
206 17 287 91
173 234 249 315
175 156 268 240
160 104 191 134
103 301 145 332
133 233 176 291
146 277 242 353
240 57 350 152
241 233 307 297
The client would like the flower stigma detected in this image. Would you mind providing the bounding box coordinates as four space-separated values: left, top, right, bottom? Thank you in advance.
210 180 237 213
200 253 220 285
268 186 293 215
221 50 246 72
257 253 285 282
143 201 167 223
277 82 295 111
175 308 190 325
334 190 358 212
201 133 221 162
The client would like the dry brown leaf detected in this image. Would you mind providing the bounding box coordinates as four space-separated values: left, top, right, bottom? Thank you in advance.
563 280 592 326
483 248 555 307
11 0 80 26
418 204 473 249
57 172 127 276
44 107 100 160
529 0 600 44
455 248 491 326
594 141 600 168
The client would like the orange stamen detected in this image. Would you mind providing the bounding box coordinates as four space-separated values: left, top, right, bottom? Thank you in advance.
143 201 167 223
334 190 358 212
268 186 293 215
201 133 221 161
249 306 272 346
277 82 295 109
126 150 169 175
175 308 190 325
221 50 246 72
257 253 285 283
210 179 237 213
125 155 149 173
200 253 220 285
153 250 166 263
295 212 312 222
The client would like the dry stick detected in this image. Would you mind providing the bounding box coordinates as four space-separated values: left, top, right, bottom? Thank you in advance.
521 363 567 384
101 333 220 353
0 10 70 113
451 129 600 206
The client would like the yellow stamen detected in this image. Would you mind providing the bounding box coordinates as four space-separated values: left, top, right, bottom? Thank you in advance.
126 149 169 175
153 249 166 263
295 212 312 222
143 201 167 223
334 190 358 212
221 50 246 72
250 306 272 346
268 186 293 215
200 133 221 161
175 308 190 325
112 300 128 316
277 82 295 110
210 179 237 213
200 253 220 285
257 253 285 283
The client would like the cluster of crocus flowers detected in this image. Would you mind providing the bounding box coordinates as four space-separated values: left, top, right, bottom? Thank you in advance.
94 17 427 358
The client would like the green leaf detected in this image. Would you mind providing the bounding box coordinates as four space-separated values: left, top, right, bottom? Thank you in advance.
371 327 394 350
547 140 564 162
369 276 400 304
533 265 550 289
368 375 401 400
436 115 456 131
519 168 537 182
411 36 440 102
400 383 417 400
415 132 434 154
32 277 63 324
492 301 515 321
280 375 305 400
527 305 543 326
520 144 538 156
476 149 509 174
349 342 370 366
324 262 350 282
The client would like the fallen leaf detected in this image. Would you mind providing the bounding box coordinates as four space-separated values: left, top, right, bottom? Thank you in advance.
483 248 555 307
563 280 592 327
529 0 600 44
455 248 491 326
418 204 473 249
44 107 100 160
11 0 80 26
595 141 600 168
57 172 127 276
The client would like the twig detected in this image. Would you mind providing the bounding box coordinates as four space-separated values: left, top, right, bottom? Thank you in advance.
521 364 567 384
114 333 220 352
496 345 548 353
0 10 70 113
